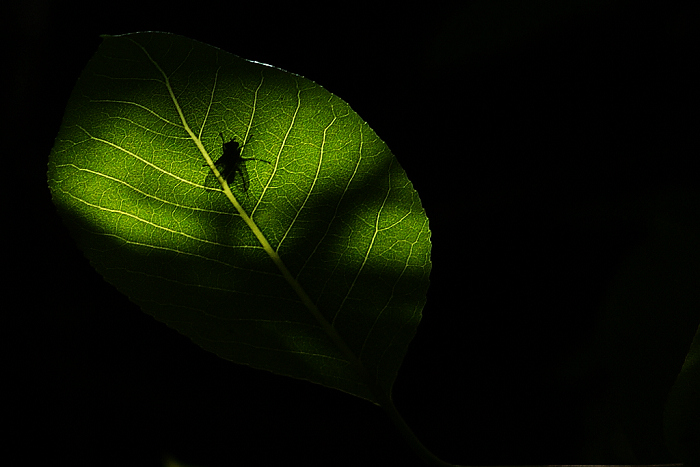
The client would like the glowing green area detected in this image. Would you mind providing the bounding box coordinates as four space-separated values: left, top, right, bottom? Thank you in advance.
47 32 431 404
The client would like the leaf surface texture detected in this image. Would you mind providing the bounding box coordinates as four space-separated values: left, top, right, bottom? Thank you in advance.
48 32 431 403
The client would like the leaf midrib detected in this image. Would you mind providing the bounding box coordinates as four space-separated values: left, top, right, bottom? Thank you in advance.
131 36 382 402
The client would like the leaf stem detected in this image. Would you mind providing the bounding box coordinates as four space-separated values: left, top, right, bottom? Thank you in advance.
377 394 460 467
378 394 683 467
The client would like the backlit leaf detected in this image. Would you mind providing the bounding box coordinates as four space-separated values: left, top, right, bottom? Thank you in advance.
47 32 431 404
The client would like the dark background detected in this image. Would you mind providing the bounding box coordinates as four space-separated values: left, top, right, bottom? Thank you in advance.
10 1 699 466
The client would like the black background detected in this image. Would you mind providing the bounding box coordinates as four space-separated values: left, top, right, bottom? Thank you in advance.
9 1 699 466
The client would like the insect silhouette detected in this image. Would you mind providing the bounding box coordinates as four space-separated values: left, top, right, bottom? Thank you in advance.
210 132 270 193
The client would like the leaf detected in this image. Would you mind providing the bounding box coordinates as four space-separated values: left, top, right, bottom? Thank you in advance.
47 32 431 404
664 323 700 466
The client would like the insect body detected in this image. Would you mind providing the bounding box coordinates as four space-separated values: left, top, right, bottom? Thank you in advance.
212 132 270 192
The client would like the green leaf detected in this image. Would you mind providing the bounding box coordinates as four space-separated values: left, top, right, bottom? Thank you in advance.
47 32 431 404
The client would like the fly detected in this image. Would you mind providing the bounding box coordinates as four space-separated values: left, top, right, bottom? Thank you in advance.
211 132 270 193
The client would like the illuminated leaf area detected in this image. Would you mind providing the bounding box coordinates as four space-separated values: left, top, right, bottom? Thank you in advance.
48 32 431 404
